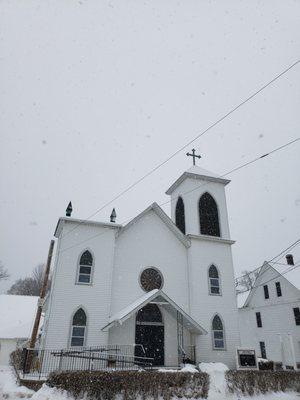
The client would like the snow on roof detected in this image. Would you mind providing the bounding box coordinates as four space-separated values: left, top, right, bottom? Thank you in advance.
186 165 222 179
103 289 207 334
165 166 230 195
236 290 250 308
107 289 159 325
0 295 38 339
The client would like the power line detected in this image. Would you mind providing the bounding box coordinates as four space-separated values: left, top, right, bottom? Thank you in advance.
158 137 300 208
59 138 300 254
60 60 300 240
238 262 300 296
235 239 300 283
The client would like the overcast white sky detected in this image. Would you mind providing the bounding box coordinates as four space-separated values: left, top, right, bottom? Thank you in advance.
1 0 300 293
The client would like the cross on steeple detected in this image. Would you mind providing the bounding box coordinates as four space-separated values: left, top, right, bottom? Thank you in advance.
186 149 201 166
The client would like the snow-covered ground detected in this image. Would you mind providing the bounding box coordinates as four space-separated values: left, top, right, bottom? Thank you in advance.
0 365 299 400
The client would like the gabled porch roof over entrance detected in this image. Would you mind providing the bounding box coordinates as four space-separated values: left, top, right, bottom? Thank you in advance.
102 290 207 335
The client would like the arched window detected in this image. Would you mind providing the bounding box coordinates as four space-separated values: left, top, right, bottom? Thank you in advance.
175 197 186 234
71 308 87 347
199 193 220 237
77 250 93 284
208 265 221 295
212 315 225 349
136 304 163 324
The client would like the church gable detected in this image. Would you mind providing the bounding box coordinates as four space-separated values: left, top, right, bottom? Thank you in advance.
118 202 190 248
244 262 300 308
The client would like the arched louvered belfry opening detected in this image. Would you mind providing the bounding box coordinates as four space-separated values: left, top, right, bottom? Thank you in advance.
175 196 186 234
199 192 220 237
135 304 164 366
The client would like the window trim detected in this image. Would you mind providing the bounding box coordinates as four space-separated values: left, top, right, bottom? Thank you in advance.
259 341 267 359
263 285 269 299
208 264 222 296
293 307 300 326
211 314 226 351
139 266 164 293
69 307 88 348
198 191 222 238
256 312 262 328
275 281 282 297
76 249 94 286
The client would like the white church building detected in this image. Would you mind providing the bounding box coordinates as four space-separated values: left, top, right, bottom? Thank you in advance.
41 165 240 368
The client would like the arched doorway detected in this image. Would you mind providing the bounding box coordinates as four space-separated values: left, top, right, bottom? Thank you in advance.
135 304 164 366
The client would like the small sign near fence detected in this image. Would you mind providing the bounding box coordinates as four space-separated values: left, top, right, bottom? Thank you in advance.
236 348 258 370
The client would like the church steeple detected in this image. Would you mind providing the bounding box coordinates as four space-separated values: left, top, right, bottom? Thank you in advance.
166 167 231 239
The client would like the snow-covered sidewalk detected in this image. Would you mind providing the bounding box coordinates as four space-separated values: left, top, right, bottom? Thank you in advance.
0 365 299 400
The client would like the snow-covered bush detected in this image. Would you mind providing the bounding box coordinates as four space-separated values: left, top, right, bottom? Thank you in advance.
47 370 209 399
226 370 300 396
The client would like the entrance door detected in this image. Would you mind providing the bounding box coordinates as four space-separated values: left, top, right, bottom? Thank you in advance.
135 304 164 366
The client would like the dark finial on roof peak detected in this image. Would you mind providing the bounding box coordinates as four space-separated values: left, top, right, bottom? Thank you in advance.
66 201 73 217
110 208 117 223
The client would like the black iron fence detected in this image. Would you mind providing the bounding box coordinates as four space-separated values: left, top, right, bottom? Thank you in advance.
18 345 153 380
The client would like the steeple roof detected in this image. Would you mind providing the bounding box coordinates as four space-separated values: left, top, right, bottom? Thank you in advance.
165 165 230 195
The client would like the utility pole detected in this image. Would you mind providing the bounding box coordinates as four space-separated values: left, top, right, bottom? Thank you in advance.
29 240 55 349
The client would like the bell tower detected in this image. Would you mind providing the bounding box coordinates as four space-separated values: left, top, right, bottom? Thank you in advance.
165 165 231 239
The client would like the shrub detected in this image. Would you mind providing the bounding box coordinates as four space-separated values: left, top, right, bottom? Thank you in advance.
258 360 274 370
226 370 300 396
47 370 209 400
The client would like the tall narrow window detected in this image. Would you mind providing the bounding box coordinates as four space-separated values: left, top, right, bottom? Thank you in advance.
208 265 220 295
212 315 225 349
71 308 87 347
256 312 262 328
293 307 300 326
199 193 220 237
259 341 267 359
263 285 269 299
175 197 186 234
77 250 93 284
275 282 282 297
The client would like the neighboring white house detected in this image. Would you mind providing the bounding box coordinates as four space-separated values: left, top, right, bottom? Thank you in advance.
0 295 38 365
41 165 240 368
238 260 300 369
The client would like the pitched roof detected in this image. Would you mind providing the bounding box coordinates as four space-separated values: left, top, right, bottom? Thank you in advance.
102 289 207 334
54 217 122 237
0 295 38 339
238 261 300 308
118 202 191 248
166 166 230 195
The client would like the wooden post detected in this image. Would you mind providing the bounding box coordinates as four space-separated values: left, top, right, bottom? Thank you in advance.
29 240 55 349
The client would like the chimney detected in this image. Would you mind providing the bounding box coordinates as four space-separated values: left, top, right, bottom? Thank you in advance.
286 254 294 265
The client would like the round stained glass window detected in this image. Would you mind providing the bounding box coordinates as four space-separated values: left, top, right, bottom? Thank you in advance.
140 268 163 292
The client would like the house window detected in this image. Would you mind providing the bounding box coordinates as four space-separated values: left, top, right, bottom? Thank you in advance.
263 285 269 299
259 341 267 359
71 308 87 347
77 250 93 284
293 307 300 326
256 312 262 328
212 315 225 349
275 282 282 297
199 193 220 237
208 265 220 295
175 196 186 234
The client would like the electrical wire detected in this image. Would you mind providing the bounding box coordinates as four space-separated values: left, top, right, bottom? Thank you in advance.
58 138 300 254
60 60 300 240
